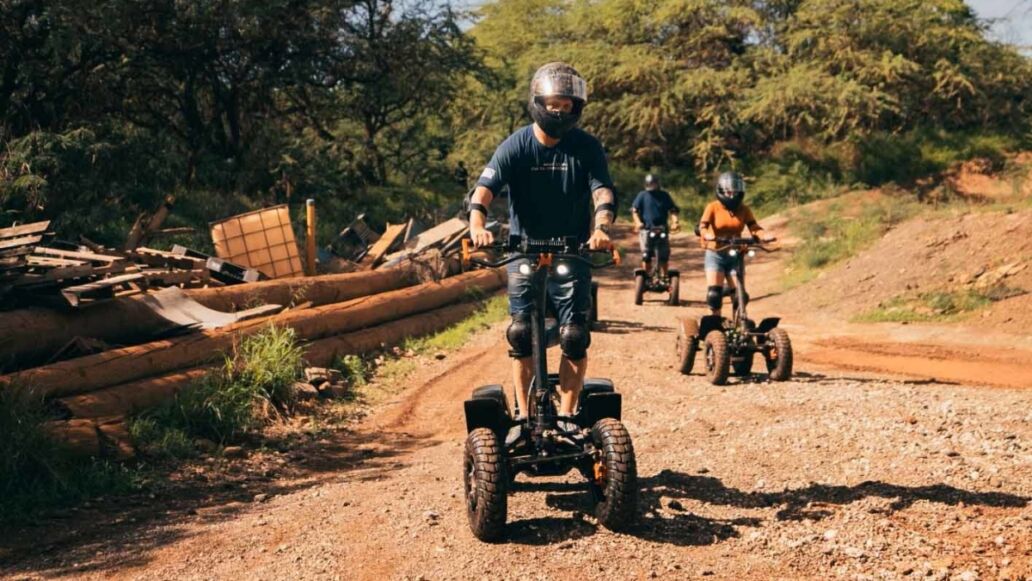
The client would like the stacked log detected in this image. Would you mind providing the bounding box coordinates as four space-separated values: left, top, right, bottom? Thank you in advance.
55 301 481 419
0 266 421 371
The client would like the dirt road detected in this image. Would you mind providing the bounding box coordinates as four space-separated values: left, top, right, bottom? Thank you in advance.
2 227 1030 580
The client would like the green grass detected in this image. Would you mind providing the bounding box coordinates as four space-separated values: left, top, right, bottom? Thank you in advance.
131 325 304 457
335 294 508 405
854 286 1024 323
0 387 137 523
781 196 920 289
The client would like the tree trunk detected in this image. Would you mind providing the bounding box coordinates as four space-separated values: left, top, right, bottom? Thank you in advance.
56 300 483 419
4 268 504 399
0 265 420 371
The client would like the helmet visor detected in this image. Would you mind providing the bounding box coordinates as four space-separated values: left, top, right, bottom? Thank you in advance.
531 72 588 103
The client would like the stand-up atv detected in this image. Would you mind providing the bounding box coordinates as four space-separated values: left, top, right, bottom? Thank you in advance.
461 236 637 542
633 226 679 306
676 237 792 385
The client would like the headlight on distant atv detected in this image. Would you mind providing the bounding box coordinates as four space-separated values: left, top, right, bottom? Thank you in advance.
519 263 532 275
648 231 656 238
728 249 738 257
748 249 756 258
555 263 571 277
661 232 667 239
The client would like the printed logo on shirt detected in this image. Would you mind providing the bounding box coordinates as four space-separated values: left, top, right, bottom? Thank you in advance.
480 167 496 180
531 162 569 172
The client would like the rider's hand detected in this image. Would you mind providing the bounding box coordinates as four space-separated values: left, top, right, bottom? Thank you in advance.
588 229 612 250
703 233 716 241
761 235 776 243
670 221 681 233
470 226 494 248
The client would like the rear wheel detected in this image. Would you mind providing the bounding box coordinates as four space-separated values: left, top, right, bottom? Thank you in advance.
633 273 645 305
668 275 680 306
464 428 508 541
704 330 730 385
589 418 637 531
676 327 697 375
765 328 793 381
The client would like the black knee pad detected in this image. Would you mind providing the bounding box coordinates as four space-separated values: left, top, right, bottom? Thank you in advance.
706 285 723 311
741 291 750 306
506 314 532 358
559 322 590 360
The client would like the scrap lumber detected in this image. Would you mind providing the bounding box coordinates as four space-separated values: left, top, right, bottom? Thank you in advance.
125 195 175 251
359 222 406 269
1 268 506 399
172 245 266 284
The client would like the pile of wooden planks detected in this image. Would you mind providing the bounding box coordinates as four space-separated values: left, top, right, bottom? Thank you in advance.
0 221 263 309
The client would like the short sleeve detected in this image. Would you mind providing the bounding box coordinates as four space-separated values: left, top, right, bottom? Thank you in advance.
587 140 614 193
476 139 514 195
631 192 645 214
700 202 715 223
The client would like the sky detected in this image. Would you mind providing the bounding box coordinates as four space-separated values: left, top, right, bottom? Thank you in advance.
455 0 1032 52
968 0 1032 50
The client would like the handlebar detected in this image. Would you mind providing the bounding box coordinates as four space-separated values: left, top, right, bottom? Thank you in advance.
710 236 779 253
461 237 621 269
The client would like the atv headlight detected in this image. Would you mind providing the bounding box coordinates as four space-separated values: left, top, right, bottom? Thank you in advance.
555 263 571 276
649 231 656 238
661 232 667 239
518 263 532 275
728 249 738 257
748 249 756 258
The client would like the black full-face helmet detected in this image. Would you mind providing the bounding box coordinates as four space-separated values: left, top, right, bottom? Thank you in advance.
644 173 660 191
528 62 588 139
716 171 746 211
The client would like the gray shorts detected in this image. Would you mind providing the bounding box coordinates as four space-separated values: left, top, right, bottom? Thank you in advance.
704 249 744 280
639 229 671 261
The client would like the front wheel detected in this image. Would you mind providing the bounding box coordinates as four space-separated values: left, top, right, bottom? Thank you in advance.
589 418 638 531
668 275 680 306
464 428 508 541
633 273 645 305
704 330 731 385
765 328 793 381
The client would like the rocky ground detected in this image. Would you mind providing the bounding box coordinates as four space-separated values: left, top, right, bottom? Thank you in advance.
1 225 1030 580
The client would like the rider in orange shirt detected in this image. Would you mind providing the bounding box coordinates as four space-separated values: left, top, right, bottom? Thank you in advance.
698 172 774 316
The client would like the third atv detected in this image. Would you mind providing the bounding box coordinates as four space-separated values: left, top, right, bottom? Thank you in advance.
633 226 679 306
676 236 792 385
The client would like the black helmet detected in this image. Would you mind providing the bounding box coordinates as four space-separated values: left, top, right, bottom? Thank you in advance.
528 62 588 139
644 173 660 191
716 171 745 211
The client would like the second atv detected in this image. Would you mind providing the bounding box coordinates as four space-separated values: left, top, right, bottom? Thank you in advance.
633 226 679 306
676 236 793 385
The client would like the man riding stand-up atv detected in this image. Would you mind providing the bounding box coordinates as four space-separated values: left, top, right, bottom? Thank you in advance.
631 173 681 305
464 62 637 540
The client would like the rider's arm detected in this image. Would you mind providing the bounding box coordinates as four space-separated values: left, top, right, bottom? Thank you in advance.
742 205 766 240
627 194 643 233
469 186 494 232
592 187 616 228
667 193 680 231
699 203 716 242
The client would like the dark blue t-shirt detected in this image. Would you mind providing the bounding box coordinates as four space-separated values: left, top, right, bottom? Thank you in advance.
631 189 678 228
476 124 613 242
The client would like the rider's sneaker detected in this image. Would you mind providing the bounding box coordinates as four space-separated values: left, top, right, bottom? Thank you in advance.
505 416 526 447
